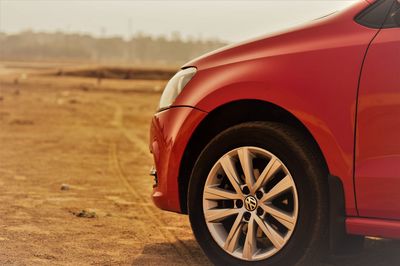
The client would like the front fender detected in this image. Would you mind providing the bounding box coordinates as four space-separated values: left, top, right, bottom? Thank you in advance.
175 50 364 216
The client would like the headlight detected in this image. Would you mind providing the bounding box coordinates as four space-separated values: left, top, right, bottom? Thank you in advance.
159 67 197 110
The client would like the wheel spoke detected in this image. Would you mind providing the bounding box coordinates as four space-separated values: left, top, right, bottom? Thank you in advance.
260 204 296 230
219 155 243 194
254 215 285 249
243 217 257 260
252 158 281 193
205 208 239 223
204 185 241 200
261 174 293 202
224 212 244 253
237 147 255 189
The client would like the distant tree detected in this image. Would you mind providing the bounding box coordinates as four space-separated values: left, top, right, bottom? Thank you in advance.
0 31 226 66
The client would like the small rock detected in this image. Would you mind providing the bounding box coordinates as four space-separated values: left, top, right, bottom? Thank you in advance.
68 98 79 104
0 96 3 101
60 184 70 191
9 119 34 125
73 210 97 218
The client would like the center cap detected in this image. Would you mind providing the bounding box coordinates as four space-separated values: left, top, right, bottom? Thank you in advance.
244 195 258 211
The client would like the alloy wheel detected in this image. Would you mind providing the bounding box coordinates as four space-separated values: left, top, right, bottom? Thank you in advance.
203 146 298 261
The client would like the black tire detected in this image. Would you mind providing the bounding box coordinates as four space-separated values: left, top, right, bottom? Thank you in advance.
188 122 329 266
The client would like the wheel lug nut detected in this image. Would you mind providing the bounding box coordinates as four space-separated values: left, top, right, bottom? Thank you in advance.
243 212 251 221
242 186 250 195
256 190 263 199
256 207 264 216
235 200 243 208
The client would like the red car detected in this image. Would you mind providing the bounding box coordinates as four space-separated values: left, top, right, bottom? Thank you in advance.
149 0 400 264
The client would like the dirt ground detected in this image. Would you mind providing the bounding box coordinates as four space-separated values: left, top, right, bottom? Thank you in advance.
1 63 400 265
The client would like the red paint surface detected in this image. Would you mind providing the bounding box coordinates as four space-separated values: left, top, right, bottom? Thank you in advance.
178 1 374 216
150 107 207 212
356 27 400 219
149 0 400 237
347 217 400 239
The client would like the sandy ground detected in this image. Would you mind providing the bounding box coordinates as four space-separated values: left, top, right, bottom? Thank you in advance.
1 64 400 265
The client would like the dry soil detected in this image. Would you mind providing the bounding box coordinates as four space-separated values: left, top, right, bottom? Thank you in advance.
0 64 399 265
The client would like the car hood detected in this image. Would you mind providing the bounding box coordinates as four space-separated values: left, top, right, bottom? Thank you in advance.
183 0 370 71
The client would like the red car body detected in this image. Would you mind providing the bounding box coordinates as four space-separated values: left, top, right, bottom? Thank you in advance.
150 0 400 240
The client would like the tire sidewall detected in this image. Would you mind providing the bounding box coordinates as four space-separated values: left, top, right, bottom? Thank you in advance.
188 122 327 266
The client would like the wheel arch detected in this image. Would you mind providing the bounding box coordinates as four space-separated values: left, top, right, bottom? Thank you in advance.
178 99 330 214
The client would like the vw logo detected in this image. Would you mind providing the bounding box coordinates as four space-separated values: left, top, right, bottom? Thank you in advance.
244 196 258 211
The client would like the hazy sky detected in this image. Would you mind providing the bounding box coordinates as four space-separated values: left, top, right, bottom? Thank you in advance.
1 0 357 42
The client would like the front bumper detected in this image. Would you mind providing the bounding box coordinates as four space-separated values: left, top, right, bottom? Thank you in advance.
149 106 207 213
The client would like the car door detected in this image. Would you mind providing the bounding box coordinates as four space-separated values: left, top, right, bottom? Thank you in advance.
356 1 400 219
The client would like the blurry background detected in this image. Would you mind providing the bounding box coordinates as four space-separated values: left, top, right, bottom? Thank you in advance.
1 0 356 66
4 1 400 266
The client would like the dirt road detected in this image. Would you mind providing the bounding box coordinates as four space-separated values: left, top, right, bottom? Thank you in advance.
0 67 400 265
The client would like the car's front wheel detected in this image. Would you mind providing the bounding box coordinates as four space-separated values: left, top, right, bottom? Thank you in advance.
188 122 329 265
